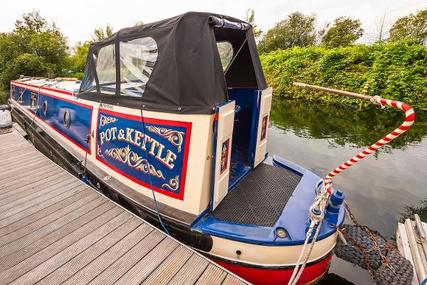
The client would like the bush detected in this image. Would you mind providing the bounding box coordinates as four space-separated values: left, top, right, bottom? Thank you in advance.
260 41 427 110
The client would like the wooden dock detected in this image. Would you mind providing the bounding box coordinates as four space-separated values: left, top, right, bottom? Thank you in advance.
0 129 247 285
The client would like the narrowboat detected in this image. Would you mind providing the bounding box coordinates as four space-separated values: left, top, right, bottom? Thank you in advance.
9 12 345 285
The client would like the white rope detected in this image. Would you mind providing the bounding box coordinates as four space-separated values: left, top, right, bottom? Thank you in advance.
287 187 330 285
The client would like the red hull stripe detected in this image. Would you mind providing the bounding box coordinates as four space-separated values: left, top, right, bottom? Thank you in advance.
214 254 332 285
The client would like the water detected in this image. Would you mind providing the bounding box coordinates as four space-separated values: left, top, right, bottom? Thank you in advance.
268 98 427 284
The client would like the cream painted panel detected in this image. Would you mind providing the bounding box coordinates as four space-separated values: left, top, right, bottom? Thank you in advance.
254 87 273 167
208 233 337 267
212 101 235 210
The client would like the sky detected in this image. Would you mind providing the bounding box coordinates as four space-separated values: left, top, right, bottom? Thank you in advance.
0 0 425 47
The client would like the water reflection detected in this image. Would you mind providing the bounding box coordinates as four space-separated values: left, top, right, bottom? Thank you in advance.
268 98 427 285
271 98 427 151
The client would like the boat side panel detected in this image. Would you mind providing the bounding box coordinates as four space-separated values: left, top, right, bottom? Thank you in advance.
10 82 92 153
10 81 215 216
95 108 192 200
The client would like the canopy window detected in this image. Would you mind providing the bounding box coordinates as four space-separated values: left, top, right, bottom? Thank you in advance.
78 12 267 114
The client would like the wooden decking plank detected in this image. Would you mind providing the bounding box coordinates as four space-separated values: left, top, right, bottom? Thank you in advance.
61 224 153 285
0 148 41 164
0 189 99 241
0 163 59 194
0 176 79 214
141 245 193 285
0 151 44 170
0 206 122 284
36 217 141 285
113 237 179 285
0 196 106 257
0 201 114 271
0 141 30 154
0 188 87 235
0 148 44 168
0 131 249 285
195 264 228 285
0 162 59 191
9 212 132 285
167 253 209 285
0 168 68 205
0 159 48 180
88 230 167 285
0 183 84 225
222 274 247 285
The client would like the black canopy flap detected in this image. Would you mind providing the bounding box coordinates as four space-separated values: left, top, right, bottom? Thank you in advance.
78 12 267 114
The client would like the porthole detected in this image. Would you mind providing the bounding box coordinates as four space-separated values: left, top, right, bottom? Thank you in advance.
42 101 48 116
63 110 71 129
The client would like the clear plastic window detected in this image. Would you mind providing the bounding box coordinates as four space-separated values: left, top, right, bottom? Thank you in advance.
120 37 158 97
96 44 116 95
216 41 233 71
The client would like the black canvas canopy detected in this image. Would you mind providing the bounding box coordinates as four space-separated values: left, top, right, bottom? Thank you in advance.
78 12 267 114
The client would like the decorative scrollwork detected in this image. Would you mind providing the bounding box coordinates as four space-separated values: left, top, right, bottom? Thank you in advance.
100 115 118 127
104 145 165 179
145 126 184 152
162 175 179 192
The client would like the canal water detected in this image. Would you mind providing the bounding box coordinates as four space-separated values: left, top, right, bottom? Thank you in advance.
268 98 427 284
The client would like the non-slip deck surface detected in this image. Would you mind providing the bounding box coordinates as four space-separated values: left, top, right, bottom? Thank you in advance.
0 130 246 285
213 163 302 227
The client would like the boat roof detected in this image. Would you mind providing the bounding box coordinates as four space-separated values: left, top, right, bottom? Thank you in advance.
79 12 267 114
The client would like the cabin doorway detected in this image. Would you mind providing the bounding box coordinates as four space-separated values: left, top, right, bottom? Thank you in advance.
214 26 270 190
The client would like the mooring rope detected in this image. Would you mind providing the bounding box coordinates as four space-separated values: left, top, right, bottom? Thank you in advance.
293 83 416 194
288 83 416 285
323 96 415 193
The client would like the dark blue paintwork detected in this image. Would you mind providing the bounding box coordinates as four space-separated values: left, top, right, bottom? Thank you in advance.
193 155 345 246
36 94 92 150
12 85 92 151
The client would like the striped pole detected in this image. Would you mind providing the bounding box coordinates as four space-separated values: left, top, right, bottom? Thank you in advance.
293 82 416 194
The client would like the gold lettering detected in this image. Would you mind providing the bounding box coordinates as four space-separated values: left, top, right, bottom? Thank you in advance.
164 150 177 169
133 130 142 147
149 140 159 156
126 128 134 144
99 131 105 145
118 129 125 140
111 127 117 140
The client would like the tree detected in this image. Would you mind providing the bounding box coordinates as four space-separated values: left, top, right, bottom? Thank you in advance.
320 17 364 48
246 9 262 39
69 41 91 74
92 24 114 41
0 11 69 88
258 12 316 53
389 9 427 44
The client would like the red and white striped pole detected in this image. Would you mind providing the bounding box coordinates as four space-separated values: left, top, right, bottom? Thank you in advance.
293 82 416 194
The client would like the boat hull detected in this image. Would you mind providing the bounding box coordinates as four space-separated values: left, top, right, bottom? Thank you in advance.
214 254 331 285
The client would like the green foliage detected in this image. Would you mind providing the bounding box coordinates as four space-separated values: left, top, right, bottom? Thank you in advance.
389 9 427 44
257 12 316 53
0 11 68 89
261 41 427 110
320 17 364 48
246 9 262 39
69 41 91 73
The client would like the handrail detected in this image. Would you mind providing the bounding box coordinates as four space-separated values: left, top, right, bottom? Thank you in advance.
293 82 416 194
